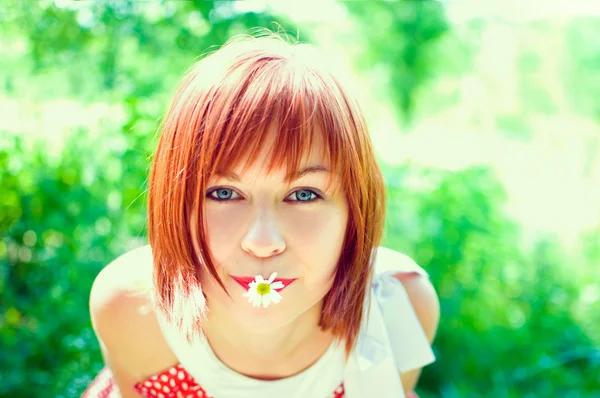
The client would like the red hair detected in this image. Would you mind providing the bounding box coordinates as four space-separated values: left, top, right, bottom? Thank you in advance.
147 34 386 358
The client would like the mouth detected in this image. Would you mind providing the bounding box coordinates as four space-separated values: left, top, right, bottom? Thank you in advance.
230 275 297 292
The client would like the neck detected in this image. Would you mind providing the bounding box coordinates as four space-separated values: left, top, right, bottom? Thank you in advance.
203 301 334 380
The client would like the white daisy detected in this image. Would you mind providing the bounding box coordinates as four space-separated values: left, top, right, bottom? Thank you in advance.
242 272 285 308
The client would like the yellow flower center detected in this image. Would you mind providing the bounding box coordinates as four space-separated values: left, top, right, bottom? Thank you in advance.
257 283 271 295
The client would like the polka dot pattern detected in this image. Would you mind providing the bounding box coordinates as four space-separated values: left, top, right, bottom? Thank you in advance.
331 382 345 398
131 364 211 398
82 365 346 397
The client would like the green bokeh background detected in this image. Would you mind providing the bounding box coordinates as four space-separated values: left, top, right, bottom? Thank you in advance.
1 1 599 397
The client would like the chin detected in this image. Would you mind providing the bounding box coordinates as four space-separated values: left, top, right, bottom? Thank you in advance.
230 303 295 331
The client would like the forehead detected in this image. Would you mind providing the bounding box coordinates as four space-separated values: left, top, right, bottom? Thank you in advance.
215 126 332 181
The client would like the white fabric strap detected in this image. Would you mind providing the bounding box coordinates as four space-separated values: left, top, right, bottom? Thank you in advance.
343 247 436 397
344 286 407 397
374 274 436 373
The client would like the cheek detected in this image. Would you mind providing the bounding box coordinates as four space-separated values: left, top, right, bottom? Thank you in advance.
284 204 347 250
283 204 348 285
204 204 248 264
204 204 249 255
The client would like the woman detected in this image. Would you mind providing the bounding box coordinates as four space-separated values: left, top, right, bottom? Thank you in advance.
84 33 440 398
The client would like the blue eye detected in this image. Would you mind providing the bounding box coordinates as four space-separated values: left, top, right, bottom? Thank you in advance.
207 188 240 201
286 189 321 203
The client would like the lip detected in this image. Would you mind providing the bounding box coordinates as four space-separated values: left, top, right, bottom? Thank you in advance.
230 275 297 292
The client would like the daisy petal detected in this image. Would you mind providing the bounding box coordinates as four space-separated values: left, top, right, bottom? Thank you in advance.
252 296 261 307
262 295 272 308
270 290 282 303
267 272 277 283
270 281 284 289
255 275 265 283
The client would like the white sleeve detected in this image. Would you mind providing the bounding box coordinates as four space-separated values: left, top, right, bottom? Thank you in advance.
372 247 436 373
373 246 429 278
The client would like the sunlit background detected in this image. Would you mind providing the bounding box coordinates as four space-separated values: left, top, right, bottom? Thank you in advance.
1 1 599 397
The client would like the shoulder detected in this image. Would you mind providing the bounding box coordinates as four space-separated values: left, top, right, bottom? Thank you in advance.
89 245 177 380
375 246 440 342
393 272 440 343
374 247 440 393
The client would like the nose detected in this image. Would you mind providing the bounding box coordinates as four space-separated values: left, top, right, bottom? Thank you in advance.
241 207 286 258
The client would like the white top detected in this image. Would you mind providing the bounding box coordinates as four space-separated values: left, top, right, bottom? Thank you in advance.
156 247 436 398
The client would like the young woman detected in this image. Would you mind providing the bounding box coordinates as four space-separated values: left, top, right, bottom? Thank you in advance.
83 34 440 398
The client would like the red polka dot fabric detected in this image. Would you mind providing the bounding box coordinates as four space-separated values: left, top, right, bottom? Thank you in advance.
81 365 346 398
332 383 345 398
133 364 211 398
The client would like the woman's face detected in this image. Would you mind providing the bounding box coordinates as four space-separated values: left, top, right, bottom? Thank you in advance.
196 133 349 332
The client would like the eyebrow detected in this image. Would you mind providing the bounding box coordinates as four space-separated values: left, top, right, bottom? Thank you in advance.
217 165 330 182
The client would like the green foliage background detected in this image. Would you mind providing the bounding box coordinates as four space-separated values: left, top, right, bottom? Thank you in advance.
1 1 598 397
